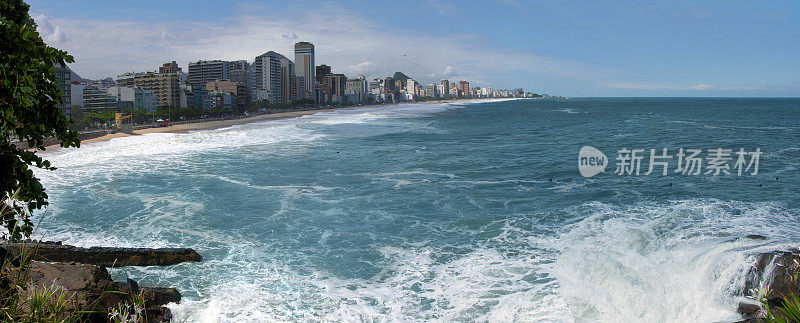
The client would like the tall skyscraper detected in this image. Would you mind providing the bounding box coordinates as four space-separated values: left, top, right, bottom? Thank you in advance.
440 79 450 97
252 51 295 104
294 42 315 100
53 64 72 117
159 61 181 74
116 72 181 108
188 60 230 87
228 61 251 103
322 73 346 98
316 65 331 85
459 81 470 97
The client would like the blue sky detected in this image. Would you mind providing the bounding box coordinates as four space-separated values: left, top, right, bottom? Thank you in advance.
28 0 800 96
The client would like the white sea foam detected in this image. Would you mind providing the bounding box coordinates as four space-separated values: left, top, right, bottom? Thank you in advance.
30 99 796 322
166 246 570 322
546 199 800 322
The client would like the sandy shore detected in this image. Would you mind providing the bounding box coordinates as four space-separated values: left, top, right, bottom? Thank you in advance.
79 108 343 145
55 100 470 148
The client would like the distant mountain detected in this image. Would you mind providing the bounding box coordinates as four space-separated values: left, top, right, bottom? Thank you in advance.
68 68 91 83
392 72 411 86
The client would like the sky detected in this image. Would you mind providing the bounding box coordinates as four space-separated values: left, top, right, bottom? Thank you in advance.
28 0 800 97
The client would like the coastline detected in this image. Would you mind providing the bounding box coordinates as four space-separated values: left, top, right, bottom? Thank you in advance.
50 99 479 149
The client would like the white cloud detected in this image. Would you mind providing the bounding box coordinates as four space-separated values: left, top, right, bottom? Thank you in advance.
347 61 377 75
34 15 68 44
35 4 602 87
443 65 456 76
690 84 714 90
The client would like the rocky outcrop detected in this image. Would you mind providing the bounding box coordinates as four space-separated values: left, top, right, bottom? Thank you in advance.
3 241 202 266
11 261 180 322
1 240 198 322
739 248 800 321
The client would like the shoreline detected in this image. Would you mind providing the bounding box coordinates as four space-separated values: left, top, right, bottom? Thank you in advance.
49 99 482 149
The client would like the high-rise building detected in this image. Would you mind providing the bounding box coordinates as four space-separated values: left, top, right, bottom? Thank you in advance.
459 81 470 97
315 65 331 85
54 64 72 117
70 83 86 108
252 51 295 104
294 42 315 100
369 78 383 100
188 60 230 87
82 85 116 111
437 84 446 98
228 60 248 71
293 76 307 101
440 79 450 97
404 78 416 101
206 80 247 110
322 73 347 98
425 84 438 98
384 77 395 92
116 72 181 108
228 62 251 103
106 86 157 112
406 79 416 93
159 61 181 74
80 85 154 112
344 75 368 103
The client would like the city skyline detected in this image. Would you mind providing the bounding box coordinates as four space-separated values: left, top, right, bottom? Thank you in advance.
28 0 800 97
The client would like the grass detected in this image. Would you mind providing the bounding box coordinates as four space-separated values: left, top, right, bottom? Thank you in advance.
762 293 800 323
1 192 146 322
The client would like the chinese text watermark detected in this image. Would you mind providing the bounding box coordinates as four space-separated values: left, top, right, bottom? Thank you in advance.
578 146 761 178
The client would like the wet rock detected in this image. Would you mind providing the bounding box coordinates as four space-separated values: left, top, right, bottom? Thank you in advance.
3 242 202 266
738 301 761 315
740 248 800 321
114 281 182 306
4 261 178 321
19 261 116 320
141 287 182 306
743 249 800 300
146 306 173 322
745 235 768 240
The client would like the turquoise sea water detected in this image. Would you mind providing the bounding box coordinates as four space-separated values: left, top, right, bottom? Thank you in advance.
36 98 800 321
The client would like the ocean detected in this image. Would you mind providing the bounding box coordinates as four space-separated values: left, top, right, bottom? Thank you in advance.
35 98 800 321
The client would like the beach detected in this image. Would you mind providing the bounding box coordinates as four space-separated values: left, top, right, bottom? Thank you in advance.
60 100 464 148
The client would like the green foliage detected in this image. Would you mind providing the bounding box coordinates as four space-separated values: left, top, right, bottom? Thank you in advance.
762 293 800 323
0 0 80 240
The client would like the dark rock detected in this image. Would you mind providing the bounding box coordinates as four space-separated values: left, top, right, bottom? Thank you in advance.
145 305 173 322
127 277 139 292
113 282 182 306
21 261 115 318
3 242 202 266
743 249 800 300
740 249 800 321
15 261 177 321
141 287 182 306
746 235 768 240
738 301 761 315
